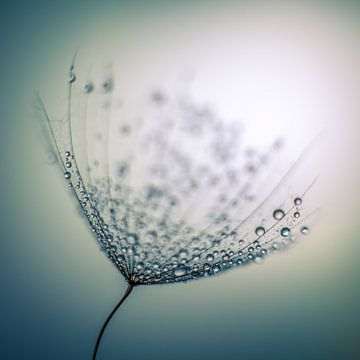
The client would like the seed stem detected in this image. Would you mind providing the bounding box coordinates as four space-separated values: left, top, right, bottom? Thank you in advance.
93 282 134 360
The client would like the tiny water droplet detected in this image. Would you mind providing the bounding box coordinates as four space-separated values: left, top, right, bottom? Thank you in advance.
294 197 302 205
83 82 94 93
64 172 71 179
102 79 113 92
255 227 265 236
294 212 300 218
300 226 309 235
206 254 214 262
65 161 72 168
273 209 285 220
68 73 76 83
280 227 291 237
65 151 71 157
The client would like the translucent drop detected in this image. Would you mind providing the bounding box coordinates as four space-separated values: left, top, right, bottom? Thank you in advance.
204 263 211 272
273 209 285 220
65 151 71 157
206 254 214 262
174 265 187 277
65 161 72 168
102 79 113 93
83 82 94 93
68 73 76 84
294 212 300 218
213 265 221 273
300 226 309 235
294 197 302 205
64 172 71 179
255 227 265 236
179 249 188 259
280 227 291 237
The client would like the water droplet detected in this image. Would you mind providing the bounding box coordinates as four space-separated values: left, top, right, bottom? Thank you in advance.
65 151 71 157
300 226 309 235
222 254 230 261
294 212 300 218
206 254 214 262
294 197 302 205
102 79 113 92
179 249 188 259
68 73 76 84
65 161 72 168
213 264 221 273
174 265 187 277
255 227 265 236
280 227 291 237
203 263 211 272
64 172 71 179
273 209 285 220
239 239 245 245
83 82 94 93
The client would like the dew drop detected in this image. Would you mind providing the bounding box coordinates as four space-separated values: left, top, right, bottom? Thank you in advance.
83 82 94 93
273 209 285 220
203 263 211 272
174 265 187 277
294 212 300 218
102 79 113 93
280 227 291 237
65 161 72 168
294 197 302 205
68 73 76 84
255 227 265 236
179 249 188 259
300 226 309 235
206 254 214 262
64 172 71 179
65 151 71 157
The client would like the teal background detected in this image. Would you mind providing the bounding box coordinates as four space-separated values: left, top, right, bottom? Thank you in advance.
1 1 360 359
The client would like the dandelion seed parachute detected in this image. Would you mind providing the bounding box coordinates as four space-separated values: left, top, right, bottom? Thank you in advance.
37 56 319 359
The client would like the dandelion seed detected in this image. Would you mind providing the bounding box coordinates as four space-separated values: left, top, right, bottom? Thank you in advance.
37 58 319 360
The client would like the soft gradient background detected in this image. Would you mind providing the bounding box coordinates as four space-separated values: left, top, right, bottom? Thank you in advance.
1 1 360 359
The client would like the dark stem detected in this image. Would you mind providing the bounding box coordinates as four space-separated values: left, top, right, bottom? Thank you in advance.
93 283 134 360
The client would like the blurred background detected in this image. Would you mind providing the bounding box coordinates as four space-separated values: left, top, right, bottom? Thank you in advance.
1 0 360 359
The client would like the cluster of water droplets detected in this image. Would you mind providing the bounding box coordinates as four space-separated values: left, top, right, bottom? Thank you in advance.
41 64 315 285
